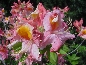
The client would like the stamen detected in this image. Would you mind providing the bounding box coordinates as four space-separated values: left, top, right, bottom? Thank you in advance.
17 25 32 40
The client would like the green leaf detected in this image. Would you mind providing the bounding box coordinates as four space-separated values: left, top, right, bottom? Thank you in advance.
12 42 22 52
49 52 57 65
40 48 47 54
73 57 80 60
40 45 51 54
37 26 45 33
71 60 78 65
59 49 67 54
67 54 80 65
46 62 55 65
19 53 27 62
63 44 69 52
67 54 77 60
70 54 80 60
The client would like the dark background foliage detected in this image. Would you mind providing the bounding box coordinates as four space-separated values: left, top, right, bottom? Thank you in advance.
0 0 86 24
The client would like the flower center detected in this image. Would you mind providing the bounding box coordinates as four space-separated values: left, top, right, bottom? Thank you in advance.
82 29 86 35
31 10 39 19
17 25 32 40
49 14 59 30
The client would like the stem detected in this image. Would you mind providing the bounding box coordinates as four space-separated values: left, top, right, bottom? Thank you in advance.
1 60 6 65
67 39 85 55
0 55 6 65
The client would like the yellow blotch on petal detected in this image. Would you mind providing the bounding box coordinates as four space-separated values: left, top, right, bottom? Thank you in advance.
31 10 39 19
5 17 9 20
82 29 86 35
50 16 59 30
17 25 32 40
31 13 39 19
2 8 4 13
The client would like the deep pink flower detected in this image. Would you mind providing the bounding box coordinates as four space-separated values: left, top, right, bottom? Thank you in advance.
57 53 66 65
0 28 4 36
73 18 86 39
63 6 69 12
73 18 83 32
37 3 46 20
0 8 4 21
10 0 33 17
0 45 8 60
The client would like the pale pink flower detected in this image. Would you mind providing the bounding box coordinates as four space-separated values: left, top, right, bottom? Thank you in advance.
42 8 75 51
18 62 22 65
30 44 40 60
50 32 75 51
78 27 86 39
43 9 63 32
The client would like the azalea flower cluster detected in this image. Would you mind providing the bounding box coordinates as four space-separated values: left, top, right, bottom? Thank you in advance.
0 0 85 65
73 18 86 39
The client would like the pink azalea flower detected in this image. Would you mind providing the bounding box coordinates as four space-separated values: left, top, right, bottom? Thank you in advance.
37 3 46 20
50 32 75 51
18 62 22 65
0 45 8 60
30 44 40 60
63 6 69 12
19 41 32 53
57 52 66 65
10 41 41 65
73 18 83 32
25 57 33 65
4 1 76 64
0 8 4 21
30 3 46 27
11 0 33 17
0 28 4 36
42 8 75 51
73 18 86 39
43 8 63 32
78 27 86 39
4 29 17 40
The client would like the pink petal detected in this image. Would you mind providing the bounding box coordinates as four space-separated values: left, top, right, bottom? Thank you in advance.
31 44 40 60
43 12 52 31
50 36 62 52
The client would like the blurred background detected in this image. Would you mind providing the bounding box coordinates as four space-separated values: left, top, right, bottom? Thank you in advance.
0 0 86 24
